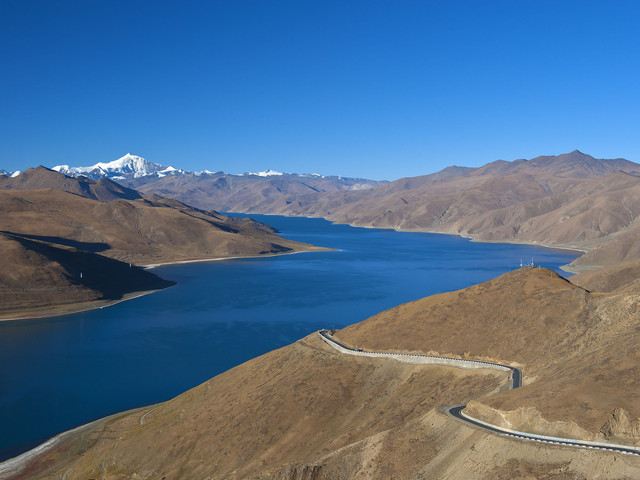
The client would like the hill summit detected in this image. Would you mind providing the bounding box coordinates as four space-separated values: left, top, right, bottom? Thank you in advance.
52 153 183 180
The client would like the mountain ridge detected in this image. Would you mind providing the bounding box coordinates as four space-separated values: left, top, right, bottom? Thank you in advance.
0 168 328 318
37 153 383 183
51 153 182 179
9 150 640 271
13 267 640 479
0 166 144 202
6 151 639 272
187 151 640 273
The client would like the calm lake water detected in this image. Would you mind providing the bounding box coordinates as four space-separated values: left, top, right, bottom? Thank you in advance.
0 215 579 461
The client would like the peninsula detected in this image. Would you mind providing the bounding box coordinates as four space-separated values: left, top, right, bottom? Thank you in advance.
0 167 326 319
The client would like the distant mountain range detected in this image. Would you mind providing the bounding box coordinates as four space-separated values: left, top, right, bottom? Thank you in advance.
2 152 385 212
39 153 382 187
0 169 19 177
169 149 638 277
0 166 325 318
0 166 323 265
6 150 640 477
4 150 640 281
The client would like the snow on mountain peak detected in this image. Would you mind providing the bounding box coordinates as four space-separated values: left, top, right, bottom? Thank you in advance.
240 169 329 178
92 153 166 177
244 169 284 177
0 169 22 177
52 154 183 180
45 155 341 182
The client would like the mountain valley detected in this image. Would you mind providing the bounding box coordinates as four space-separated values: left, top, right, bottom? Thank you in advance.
0 167 325 318
8 267 640 479
3 151 640 478
53 151 640 274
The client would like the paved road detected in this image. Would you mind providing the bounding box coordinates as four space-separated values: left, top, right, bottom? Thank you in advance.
319 330 640 456
319 330 521 388
447 406 640 455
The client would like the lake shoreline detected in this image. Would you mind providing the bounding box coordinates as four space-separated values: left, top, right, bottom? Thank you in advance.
0 404 161 479
142 247 330 269
0 248 330 322
0 216 580 469
238 212 592 271
0 289 164 323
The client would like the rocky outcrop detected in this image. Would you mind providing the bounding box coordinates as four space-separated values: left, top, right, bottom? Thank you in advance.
274 465 323 480
600 408 640 445
464 402 594 441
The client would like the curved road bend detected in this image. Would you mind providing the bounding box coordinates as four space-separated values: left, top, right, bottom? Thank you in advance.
318 330 640 457
448 406 640 456
319 330 521 389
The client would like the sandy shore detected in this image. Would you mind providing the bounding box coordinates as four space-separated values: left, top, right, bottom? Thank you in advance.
141 247 329 269
0 405 161 480
0 290 163 323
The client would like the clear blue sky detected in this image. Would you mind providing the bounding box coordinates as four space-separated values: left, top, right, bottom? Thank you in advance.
1 0 639 180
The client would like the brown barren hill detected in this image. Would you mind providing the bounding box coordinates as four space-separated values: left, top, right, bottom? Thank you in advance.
336 267 640 444
0 166 324 265
7 268 640 479
0 232 174 318
0 167 327 317
0 166 144 202
572 258 640 293
123 170 386 213
125 151 640 273
0 188 325 266
43 151 640 276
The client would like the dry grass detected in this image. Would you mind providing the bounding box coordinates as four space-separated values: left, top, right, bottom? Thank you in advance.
13 268 640 479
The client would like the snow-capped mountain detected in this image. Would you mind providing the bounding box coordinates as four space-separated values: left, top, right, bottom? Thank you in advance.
0 169 20 177
246 169 284 177
49 153 336 181
40 153 388 196
243 169 327 178
2 154 387 215
52 154 184 180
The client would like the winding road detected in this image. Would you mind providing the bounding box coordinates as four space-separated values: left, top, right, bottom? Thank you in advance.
319 330 640 457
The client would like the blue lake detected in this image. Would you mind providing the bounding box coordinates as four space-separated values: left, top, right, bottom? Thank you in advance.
0 215 579 461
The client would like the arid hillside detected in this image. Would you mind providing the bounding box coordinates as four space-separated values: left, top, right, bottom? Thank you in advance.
0 232 174 318
0 188 323 266
0 166 144 202
337 267 640 444
0 167 326 317
124 151 640 270
123 170 386 212
9 267 640 479
571 258 640 293
267 152 640 270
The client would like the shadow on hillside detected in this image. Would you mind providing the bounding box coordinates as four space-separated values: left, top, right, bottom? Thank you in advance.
0 231 110 252
3 232 175 300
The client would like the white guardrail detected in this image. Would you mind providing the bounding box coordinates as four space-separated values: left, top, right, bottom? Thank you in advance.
318 330 640 456
459 410 640 455
319 330 517 385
